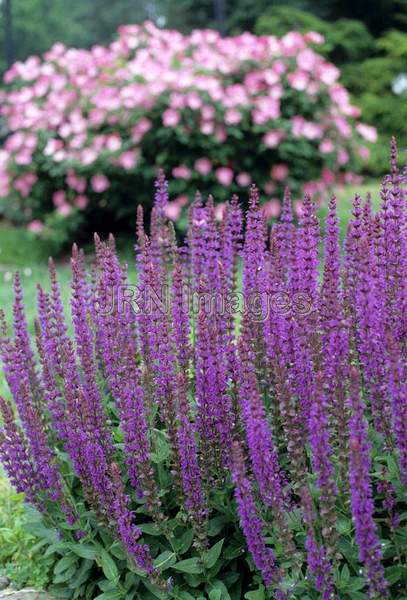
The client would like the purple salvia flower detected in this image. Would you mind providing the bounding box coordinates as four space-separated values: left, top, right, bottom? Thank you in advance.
176 372 207 538
109 463 158 579
0 395 40 506
231 441 285 595
300 485 337 600
347 367 389 597
386 333 407 485
195 289 234 473
242 185 267 301
297 194 320 308
273 187 295 284
187 192 207 291
307 373 338 556
220 194 243 297
307 372 337 505
354 237 392 436
237 334 294 554
12 273 42 400
71 245 112 450
171 249 191 373
344 194 364 318
153 169 169 217
320 197 349 472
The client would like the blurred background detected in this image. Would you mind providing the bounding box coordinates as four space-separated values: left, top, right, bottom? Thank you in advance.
1 0 406 176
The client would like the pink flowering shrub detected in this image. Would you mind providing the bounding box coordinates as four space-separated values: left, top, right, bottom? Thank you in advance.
0 21 375 245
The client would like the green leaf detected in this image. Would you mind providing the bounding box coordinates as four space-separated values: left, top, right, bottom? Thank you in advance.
244 585 265 600
54 564 77 584
153 550 176 571
99 549 119 581
208 517 227 537
94 592 123 600
172 557 203 574
68 542 97 560
340 564 350 584
142 579 167 599
151 429 170 463
138 523 161 536
384 565 402 585
209 591 222 600
337 518 351 535
347 577 366 591
54 553 78 574
176 528 194 554
177 592 195 600
109 542 127 560
205 538 224 569
211 580 232 600
68 559 93 589
44 541 71 557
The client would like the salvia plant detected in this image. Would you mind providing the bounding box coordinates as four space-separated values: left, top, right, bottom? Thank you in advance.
0 142 406 600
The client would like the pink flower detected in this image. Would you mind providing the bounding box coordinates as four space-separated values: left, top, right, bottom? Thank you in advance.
263 199 281 219
91 174 110 193
131 117 152 142
66 170 86 193
215 203 226 221
14 172 37 198
201 105 215 120
262 129 285 148
319 139 334 154
329 85 349 107
174 194 189 207
281 31 306 56
304 31 325 45
317 62 340 85
271 164 289 181
215 167 234 187
264 181 276 195
52 190 66 207
294 200 303 216
322 168 335 186
27 220 44 233
337 148 349 166
303 122 323 139
356 123 377 143
74 195 89 210
236 172 251 186
81 148 98 165
44 139 63 157
57 203 72 217
172 165 192 179
224 108 242 125
162 108 180 127
288 70 309 91
359 146 370 161
215 126 227 143
118 150 138 170
186 92 202 110
297 48 318 71
15 151 32 166
201 121 214 135
164 201 181 221
195 157 212 176
105 134 122 152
